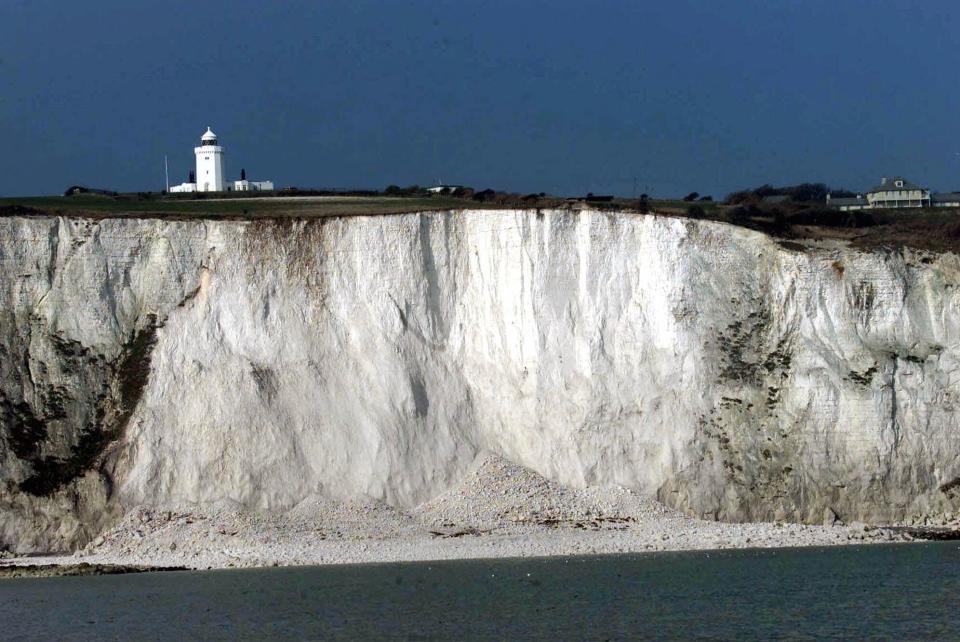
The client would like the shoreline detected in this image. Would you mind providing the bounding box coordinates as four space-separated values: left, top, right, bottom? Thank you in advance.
4 455 956 577
0 562 186 579
0 529 936 578
3 512 934 576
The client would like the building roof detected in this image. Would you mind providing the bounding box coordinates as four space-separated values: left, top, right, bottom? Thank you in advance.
867 177 925 193
932 192 960 203
828 197 866 207
201 127 217 141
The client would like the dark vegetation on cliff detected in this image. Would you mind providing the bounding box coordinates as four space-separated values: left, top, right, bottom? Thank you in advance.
3 316 160 497
703 202 960 254
2 190 960 253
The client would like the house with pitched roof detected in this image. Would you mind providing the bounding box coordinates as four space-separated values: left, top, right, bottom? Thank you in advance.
826 176 960 211
865 177 930 208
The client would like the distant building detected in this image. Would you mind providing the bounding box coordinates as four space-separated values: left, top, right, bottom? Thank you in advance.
233 179 274 192
826 194 869 211
234 168 273 192
170 170 197 193
169 127 273 193
865 176 930 208
426 185 462 194
932 192 960 207
761 195 791 205
63 185 117 197
827 176 958 211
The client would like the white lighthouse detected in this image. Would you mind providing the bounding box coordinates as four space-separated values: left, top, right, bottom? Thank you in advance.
195 127 225 192
168 126 273 193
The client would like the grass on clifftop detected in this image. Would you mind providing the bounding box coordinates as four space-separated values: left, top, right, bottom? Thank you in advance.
0 192 707 219
0 194 487 219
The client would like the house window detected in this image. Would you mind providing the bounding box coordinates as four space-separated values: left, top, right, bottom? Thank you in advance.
895 180 904 187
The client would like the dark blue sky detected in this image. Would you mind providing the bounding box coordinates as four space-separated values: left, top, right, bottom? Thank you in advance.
2 0 959 198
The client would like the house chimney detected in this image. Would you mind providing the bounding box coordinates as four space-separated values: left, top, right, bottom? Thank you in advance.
189 170 195 183
241 168 246 181
881 177 888 185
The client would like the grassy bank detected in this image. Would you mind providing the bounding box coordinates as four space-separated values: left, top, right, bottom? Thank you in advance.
0 192 712 219
0 194 484 219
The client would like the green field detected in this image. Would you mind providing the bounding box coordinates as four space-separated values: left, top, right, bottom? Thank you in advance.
0 194 498 219
0 192 715 219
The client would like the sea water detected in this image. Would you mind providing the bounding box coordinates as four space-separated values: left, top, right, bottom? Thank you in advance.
3 543 959 640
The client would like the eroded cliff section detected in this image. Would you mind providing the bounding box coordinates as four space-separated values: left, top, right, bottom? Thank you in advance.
1 210 959 553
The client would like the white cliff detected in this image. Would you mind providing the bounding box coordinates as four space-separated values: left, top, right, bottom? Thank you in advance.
1 209 959 553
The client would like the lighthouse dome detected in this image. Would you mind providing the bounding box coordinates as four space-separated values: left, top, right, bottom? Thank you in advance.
201 127 218 141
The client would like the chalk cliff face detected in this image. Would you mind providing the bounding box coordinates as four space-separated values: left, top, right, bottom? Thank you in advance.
1 210 959 552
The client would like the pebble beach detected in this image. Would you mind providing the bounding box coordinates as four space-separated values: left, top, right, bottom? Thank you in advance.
4 455 923 573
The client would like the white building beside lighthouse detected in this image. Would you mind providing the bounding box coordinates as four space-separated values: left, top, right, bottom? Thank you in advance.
169 127 273 193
